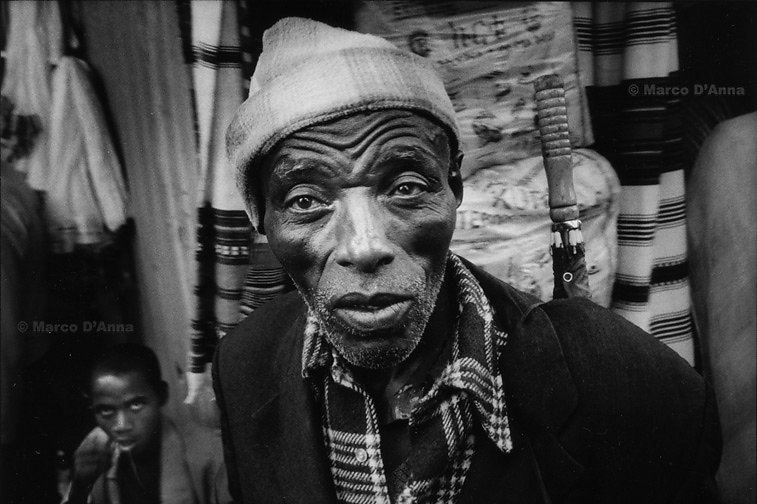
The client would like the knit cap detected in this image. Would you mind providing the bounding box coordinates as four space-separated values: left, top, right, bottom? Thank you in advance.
226 17 460 230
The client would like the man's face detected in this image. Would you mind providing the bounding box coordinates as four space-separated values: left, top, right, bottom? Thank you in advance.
90 371 163 456
261 111 462 370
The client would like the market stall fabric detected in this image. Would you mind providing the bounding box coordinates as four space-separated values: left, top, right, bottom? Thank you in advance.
185 0 292 405
2 1 127 252
574 2 696 364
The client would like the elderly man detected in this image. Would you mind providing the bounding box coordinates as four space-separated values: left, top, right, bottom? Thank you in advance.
213 18 721 504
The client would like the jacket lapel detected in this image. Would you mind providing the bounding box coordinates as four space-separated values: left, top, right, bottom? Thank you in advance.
244 315 336 503
504 291 586 501
457 418 550 504
468 261 586 501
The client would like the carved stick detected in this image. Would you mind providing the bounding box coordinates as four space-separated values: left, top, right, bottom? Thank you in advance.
534 74 577 223
534 74 590 299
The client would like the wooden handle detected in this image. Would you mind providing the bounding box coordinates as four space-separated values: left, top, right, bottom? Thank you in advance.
534 74 577 223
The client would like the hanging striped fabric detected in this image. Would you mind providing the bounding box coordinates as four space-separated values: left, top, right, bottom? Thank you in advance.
574 2 696 366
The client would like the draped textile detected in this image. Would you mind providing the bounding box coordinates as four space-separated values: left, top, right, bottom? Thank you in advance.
573 2 696 365
182 1 357 389
2 2 127 252
47 56 129 252
187 0 249 375
1 0 62 191
185 0 291 403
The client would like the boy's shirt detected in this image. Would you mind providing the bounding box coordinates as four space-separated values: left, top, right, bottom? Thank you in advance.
115 439 161 504
62 416 230 504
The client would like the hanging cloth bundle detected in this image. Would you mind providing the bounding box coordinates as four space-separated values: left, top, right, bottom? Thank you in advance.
1 1 62 189
46 56 128 252
3 1 128 252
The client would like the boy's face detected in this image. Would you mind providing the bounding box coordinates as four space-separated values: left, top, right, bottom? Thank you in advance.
90 371 163 456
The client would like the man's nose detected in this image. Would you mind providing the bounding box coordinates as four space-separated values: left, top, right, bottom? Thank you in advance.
334 194 394 272
112 411 132 433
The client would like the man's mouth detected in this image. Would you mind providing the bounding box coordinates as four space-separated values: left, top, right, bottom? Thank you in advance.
332 293 413 332
115 438 137 451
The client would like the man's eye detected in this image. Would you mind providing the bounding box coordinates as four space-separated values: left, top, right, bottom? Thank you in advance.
394 183 421 196
94 406 115 418
285 192 326 212
292 196 316 210
390 177 428 197
129 400 146 412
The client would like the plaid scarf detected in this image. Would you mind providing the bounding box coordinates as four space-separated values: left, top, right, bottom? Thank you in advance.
302 253 513 504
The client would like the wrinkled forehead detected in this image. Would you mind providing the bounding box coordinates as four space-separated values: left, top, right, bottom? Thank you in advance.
259 110 452 186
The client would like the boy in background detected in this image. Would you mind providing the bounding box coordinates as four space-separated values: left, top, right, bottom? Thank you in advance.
63 343 230 504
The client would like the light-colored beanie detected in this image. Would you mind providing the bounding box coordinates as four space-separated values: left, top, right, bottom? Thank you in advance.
226 17 460 230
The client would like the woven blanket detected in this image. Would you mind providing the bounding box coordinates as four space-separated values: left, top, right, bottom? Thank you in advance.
185 0 291 404
574 2 696 365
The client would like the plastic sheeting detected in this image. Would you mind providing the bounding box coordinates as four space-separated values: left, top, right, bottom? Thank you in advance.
450 148 620 306
356 1 593 177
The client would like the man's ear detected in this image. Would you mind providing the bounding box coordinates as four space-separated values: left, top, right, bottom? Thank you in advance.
256 211 266 235
252 174 267 235
449 151 464 207
258 198 267 235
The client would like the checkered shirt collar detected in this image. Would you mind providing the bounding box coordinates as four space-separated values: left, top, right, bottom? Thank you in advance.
301 254 513 503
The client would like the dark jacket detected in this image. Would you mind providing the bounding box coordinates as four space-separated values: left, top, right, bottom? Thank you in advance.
213 261 721 503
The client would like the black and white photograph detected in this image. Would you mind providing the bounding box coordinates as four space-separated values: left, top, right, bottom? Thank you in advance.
1 1 755 503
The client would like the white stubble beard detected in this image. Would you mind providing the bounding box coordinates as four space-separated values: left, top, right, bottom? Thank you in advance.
297 266 446 370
